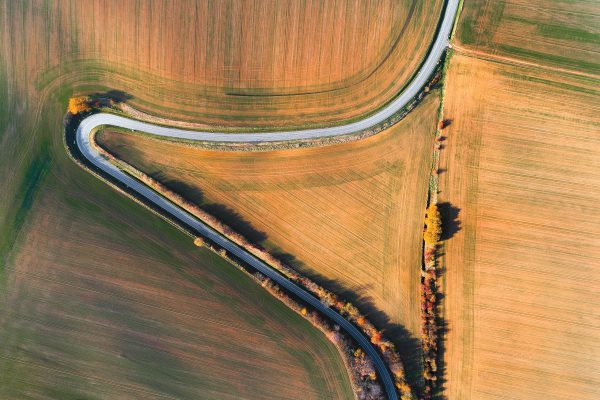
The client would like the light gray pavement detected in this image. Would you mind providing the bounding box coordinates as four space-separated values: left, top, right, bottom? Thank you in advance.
74 1 459 398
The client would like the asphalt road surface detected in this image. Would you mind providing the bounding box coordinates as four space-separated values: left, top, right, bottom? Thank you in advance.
74 1 459 398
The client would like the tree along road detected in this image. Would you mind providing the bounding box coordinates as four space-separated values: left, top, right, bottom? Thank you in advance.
74 1 459 398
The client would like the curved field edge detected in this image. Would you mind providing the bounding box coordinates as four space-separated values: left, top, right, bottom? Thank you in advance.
55 0 457 143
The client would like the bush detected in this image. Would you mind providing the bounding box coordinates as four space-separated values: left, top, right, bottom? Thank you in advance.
67 96 91 115
423 204 442 245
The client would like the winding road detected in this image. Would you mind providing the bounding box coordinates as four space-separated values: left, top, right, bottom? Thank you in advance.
73 1 459 399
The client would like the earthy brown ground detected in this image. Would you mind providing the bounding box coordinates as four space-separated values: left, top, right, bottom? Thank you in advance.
97 93 441 379
439 53 600 400
4 0 443 129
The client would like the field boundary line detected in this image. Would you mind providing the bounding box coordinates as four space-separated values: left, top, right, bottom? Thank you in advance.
453 45 600 80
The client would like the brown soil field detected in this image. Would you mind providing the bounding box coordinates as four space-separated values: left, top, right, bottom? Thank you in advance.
0 165 354 400
4 0 443 129
456 0 600 75
97 93 441 379
438 54 600 399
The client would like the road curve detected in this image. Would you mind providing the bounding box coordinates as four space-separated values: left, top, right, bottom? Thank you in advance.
79 0 458 144
74 2 459 399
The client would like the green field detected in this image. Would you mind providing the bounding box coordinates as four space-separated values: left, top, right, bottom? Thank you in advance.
457 0 600 74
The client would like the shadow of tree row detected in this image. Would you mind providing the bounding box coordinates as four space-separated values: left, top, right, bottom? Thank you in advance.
150 173 267 244
272 250 426 390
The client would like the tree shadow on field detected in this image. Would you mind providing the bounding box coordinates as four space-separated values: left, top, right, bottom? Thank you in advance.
200 203 267 244
422 257 450 400
150 172 205 205
149 173 268 244
438 202 461 241
371 303 424 390
439 118 453 129
90 89 134 104
355 293 423 391
435 293 449 399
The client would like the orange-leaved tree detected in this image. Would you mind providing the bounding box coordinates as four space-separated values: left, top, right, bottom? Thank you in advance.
67 96 91 115
423 203 442 245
